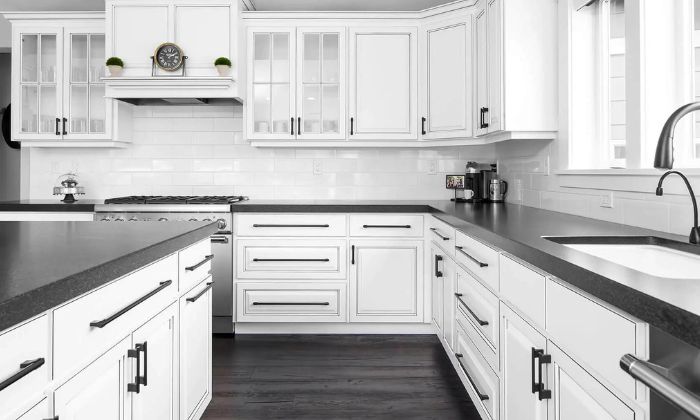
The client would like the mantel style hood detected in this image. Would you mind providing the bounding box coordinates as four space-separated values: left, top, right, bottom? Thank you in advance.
104 0 242 104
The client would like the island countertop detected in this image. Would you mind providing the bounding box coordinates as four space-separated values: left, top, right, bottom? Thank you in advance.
0 221 218 332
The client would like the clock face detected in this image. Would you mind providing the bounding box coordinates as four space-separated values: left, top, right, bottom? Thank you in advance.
155 43 183 71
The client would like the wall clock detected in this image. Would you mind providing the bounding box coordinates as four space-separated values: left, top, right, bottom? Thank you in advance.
153 42 185 72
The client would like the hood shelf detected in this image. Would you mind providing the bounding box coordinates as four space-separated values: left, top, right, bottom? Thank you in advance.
104 76 242 103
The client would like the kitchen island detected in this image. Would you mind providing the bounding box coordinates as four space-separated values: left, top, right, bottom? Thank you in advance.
0 221 218 420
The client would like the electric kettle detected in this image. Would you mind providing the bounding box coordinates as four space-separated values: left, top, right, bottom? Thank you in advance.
489 179 508 202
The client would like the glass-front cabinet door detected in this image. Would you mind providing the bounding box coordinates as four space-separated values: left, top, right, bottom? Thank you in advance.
246 28 296 140
14 28 63 140
296 28 345 141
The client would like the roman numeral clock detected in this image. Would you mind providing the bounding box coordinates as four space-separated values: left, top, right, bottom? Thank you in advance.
151 42 188 76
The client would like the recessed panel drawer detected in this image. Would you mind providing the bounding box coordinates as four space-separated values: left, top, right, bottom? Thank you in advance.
237 282 346 323
428 216 456 257
236 239 347 280
236 214 347 237
456 267 499 370
0 316 49 415
349 214 424 237
454 231 499 292
499 255 546 328
179 238 213 293
53 254 178 379
455 323 499 420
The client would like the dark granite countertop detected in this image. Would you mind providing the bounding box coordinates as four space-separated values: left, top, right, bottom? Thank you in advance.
0 200 100 212
232 200 700 348
0 221 218 332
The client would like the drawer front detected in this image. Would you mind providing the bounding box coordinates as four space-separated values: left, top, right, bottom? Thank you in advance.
546 279 642 401
237 282 346 322
456 305 498 373
53 254 178 379
236 214 347 237
456 267 499 352
428 216 456 257
455 323 499 420
179 238 213 293
349 214 424 237
499 255 546 328
0 316 49 414
237 239 347 280
454 232 499 291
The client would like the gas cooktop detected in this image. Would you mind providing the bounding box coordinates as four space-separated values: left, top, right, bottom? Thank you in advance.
103 195 248 205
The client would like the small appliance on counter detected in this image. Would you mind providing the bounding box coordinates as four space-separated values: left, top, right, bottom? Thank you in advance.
53 173 85 203
464 161 482 202
489 178 508 202
480 164 499 201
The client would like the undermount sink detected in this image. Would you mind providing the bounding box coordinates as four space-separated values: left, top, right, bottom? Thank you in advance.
544 236 700 279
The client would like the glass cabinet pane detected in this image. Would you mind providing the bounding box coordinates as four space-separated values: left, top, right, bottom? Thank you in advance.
21 35 38 83
322 85 340 133
271 33 289 83
40 34 57 83
271 84 290 133
303 85 320 133
253 84 271 133
322 34 339 83
71 34 88 83
253 33 270 83
298 31 341 136
252 31 292 136
90 34 105 82
70 85 88 134
39 85 56 133
303 33 320 83
89 84 106 133
21 86 38 133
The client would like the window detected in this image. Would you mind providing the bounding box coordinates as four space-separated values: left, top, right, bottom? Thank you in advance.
607 0 626 168
693 0 700 159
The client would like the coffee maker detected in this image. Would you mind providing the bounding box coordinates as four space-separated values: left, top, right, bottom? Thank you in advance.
480 164 498 201
464 162 482 202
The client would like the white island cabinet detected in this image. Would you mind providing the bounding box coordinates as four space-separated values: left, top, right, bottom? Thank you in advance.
1 238 213 420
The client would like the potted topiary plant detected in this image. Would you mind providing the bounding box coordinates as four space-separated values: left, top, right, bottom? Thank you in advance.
105 57 124 77
214 57 232 76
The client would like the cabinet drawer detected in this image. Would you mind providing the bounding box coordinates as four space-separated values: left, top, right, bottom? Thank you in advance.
237 282 346 323
456 268 499 366
455 323 499 420
499 255 546 328
236 214 347 237
454 231 499 291
428 216 456 257
53 254 178 379
546 279 643 401
349 215 424 237
237 239 347 280
179 238 213 293
0 316 49 415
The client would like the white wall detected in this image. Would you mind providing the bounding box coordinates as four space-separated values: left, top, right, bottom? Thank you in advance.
25 104 496 200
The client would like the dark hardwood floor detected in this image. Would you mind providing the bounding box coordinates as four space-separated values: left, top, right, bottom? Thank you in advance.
202 334 481 419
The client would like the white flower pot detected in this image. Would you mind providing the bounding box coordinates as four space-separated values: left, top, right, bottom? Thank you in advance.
107 65 123 77
215 64 231 76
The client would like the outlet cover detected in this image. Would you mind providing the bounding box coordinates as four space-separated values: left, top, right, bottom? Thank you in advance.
600 192 614 208
313 160 322 175
428 160 437 175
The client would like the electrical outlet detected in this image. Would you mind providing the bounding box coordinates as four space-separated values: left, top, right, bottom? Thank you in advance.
428 160 437 174
313 160 322 175
600 192 614 208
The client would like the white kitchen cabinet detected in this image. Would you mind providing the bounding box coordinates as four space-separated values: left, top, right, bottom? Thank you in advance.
348 27 418 141
421 13 472 140
16 398 50 419
500 303 549 420
349 239 423 322
6 13 132 147
179 277 213 420
431 246 444 333
441 253 457 351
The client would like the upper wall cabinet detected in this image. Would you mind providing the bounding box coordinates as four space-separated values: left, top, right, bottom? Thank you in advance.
6 13 132 148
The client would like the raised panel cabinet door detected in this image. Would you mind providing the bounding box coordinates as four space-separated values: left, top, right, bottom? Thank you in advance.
350 240 423 322
474 0 489 137
486 0 503 133
423 17 472 139
179 277 213 420
500 303 549 420
246 28 296 141
547 343 637 420
54 336 130 420
174 4 234 75
109 4 169 75
431 247 444 333
349 27 418 140
130 303 177 420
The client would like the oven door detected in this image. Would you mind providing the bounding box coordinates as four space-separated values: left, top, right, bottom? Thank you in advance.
210 232 233 333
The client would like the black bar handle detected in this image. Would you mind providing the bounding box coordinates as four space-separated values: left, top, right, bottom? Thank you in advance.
350 117 354 135
186 281 214 303
455 293 488 326
185 254 214 271
430 227 450 241
297 117 301 135
252 258 330 262
90 280 172 328
362 224 411 229
480 107 489 129
252 302 330 306
55 118 60 136
351 245 355 265
252 224 330 228
62 117 67 135
455 353 489 401
43 417 59 420
532 348 552 400
435 255 443 278
210 235 229 244
0 357 44 392
455 246 488 268
127 344 143 393
422 117 427 135
290 117 294 135
140 342 148 386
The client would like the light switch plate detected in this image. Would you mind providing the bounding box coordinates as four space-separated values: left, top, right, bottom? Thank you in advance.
428 160 437 174
600 192 614 208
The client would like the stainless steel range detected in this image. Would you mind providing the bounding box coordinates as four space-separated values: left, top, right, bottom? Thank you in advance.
95 195 248 334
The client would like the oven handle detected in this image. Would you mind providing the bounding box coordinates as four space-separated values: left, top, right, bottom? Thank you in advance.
211 235 229 244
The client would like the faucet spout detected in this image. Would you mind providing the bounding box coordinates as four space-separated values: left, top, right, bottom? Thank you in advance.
656 171 700 244
655 102 700 169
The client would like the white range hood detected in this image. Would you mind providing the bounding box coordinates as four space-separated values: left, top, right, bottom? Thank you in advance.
104 0 242 104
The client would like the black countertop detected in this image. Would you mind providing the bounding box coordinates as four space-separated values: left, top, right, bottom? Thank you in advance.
232 200 700 348
0 200 100 212
0 221 218 332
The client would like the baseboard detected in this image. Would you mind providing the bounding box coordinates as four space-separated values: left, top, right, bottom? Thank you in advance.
234 322 435 334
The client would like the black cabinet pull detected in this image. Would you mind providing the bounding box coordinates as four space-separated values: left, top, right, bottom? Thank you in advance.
185 254 214 271
434 254 443 278
0 357 44 392
252 302 330 306
55 118 60 136
430 227 450 241
253 258 329 262
62 117 67 135
455 353 489 401
297 117 301 135
210 235 229 244
455 246 488 268
480 107 489 129
350 117 354 135
351 245 355 265
532 348 552 400
43 417 59 420
362 224 411 229
290 117 294 135
128 342 146 393
422 116 427 135
90 280 172 328
252 224 330 228
186 281 214 303
455 293 488 326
